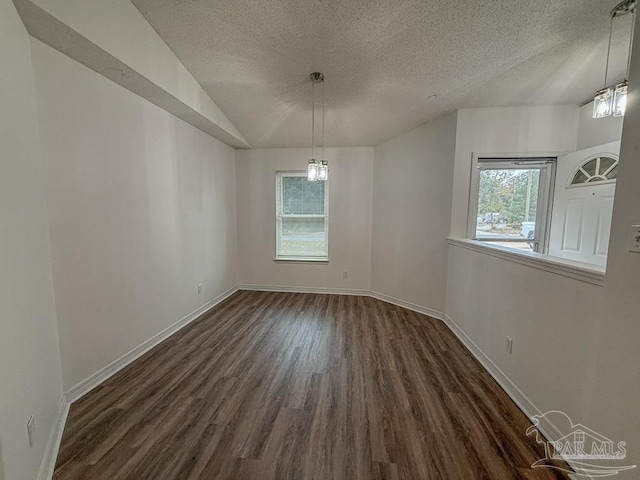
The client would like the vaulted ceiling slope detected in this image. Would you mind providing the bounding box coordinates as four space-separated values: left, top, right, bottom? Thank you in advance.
131 0 632 148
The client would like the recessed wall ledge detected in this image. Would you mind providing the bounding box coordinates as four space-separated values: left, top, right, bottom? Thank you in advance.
14 0 250 149
447 238 606 287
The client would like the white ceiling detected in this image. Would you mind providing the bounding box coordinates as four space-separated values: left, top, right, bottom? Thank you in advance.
131 0 633 148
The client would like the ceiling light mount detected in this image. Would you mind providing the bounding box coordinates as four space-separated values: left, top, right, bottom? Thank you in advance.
310 72 325 84
612 0 636 18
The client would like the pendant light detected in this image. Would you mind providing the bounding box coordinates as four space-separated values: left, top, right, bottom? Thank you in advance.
318 160 328 181
612 81 629 116
593 0 636 118
593 87 614 118
307 72 328 181
308 159 319 181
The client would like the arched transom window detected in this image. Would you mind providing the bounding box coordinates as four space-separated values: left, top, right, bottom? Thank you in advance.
570 154 619 186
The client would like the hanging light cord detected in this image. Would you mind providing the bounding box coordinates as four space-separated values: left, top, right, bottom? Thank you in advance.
321 79 325 161
626 9 637 79
604 15 614 88
311 81 315 159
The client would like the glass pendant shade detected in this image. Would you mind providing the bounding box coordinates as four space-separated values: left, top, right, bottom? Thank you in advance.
612 82 628 117
308 159 319 181
593 88 614 118
318 160 328 181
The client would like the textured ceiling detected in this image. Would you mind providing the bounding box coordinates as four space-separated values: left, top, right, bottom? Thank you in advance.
131 0 633 148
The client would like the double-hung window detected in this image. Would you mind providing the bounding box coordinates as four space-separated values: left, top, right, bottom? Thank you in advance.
276 171 328 261
469 157 556 253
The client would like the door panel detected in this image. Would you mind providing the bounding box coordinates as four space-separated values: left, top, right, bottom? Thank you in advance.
561 199 584 252
548 142 619 267
594 195 614 257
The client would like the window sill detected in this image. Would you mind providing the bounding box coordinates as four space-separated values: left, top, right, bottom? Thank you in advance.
447 238 605 287
274 257 329 264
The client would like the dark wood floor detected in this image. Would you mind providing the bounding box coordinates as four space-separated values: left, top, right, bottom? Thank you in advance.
54 291 570 479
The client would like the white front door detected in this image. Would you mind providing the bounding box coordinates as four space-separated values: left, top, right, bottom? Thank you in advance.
548 142 619 267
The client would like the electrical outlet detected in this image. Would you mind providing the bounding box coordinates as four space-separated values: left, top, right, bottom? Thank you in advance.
628 225 640 253
27 416 35 447
197 283 202 294
505 336 513 355
343 270 348 278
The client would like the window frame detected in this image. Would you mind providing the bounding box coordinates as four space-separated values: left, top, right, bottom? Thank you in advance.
275 170 329 262
467 156 556 254
567 153 619 188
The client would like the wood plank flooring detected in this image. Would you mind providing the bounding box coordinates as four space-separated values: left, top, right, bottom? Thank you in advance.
54 291 570 479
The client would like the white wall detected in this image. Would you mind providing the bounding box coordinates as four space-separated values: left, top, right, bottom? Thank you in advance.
0 2 63 479
444 105 605 442
446 246 603 419
584 12 640 476
0 440 4 480
577 102 624 150
236 147 373 291
31 39 238 391
371 113 457 314
450 106 579 237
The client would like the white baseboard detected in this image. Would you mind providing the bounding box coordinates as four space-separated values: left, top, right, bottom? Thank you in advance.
442 313 590 479
442 314 537 419
39 287 239 480
238 285 445 321
65 286 239 403
37 394 70 480
368 290 444 320
238 284 370 296
42 285 440 479
39 286 581 479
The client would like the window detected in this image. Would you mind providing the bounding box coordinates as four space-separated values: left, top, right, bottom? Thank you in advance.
570 155 618 186
276 171 328 261
469 157 556 253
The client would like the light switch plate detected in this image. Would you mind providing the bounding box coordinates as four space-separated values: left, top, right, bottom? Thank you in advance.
628 225 640 253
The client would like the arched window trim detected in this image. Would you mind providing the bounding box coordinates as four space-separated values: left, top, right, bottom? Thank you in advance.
567 153 619 188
